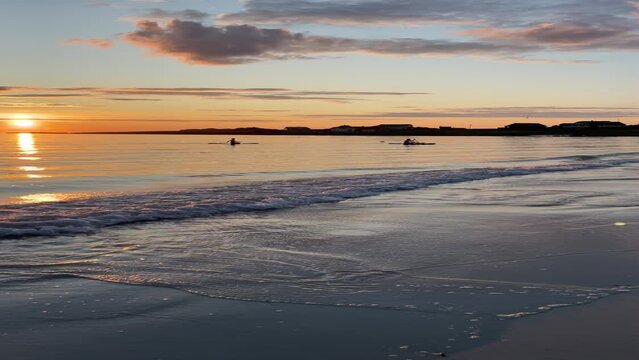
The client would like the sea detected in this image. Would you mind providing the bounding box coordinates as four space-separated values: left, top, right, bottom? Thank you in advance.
1 133 638 354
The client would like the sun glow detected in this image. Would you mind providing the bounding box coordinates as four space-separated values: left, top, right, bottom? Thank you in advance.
9 114 36 129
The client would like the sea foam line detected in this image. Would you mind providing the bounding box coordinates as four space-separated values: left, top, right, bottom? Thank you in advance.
1 157 636 239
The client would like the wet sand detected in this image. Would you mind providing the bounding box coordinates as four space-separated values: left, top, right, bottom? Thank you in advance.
2 277 637 360
452 290 639 360
1 278 479 360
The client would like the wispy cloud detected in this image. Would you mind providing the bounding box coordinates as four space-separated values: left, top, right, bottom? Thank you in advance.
0 93 91 98
464 22 639 51
308 106 639 119
126 8 210 22
63 38 114 49
0 86 426 103
105 98 163 101
500 56 601 64
0 102 78 108
218 0 638 28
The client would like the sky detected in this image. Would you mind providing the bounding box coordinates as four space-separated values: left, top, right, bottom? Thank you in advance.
0 0 638 132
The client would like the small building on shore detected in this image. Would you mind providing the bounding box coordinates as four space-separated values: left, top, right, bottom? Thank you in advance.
285 127 312 134
330 125 357 134
375 124 414 131
560 121 626 129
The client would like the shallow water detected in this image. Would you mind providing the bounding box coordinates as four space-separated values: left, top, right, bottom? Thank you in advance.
2 133 639 203
1 134 639 354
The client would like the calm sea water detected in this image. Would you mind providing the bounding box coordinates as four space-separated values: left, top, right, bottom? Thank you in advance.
2 133 639 203
2 133 639 354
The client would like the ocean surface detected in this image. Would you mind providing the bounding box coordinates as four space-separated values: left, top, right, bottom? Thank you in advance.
2 133 639 354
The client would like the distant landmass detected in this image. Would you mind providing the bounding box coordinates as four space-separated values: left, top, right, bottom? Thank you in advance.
39 120 639 136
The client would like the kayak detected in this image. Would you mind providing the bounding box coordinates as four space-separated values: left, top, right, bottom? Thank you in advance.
208 142 260 145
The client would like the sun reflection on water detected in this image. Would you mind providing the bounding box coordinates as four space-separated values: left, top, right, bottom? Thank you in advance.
17 133 37 155
26 174 52 179
16 133 49 178
17 192 96 204
19 166 45 172
19 193 63 203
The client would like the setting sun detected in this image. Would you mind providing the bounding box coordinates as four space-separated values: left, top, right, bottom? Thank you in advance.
11 119 35 128
9 115 36 129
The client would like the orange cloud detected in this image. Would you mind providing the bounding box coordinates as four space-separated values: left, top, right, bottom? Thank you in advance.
63 38 114 49
463 22 634 48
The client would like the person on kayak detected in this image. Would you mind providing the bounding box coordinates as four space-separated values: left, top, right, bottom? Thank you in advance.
403 138 417 145
227 138 240 145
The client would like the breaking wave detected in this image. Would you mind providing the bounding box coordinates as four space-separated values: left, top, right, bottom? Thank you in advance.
2 155 637 239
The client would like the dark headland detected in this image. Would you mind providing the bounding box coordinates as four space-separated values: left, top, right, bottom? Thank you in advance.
37 120 639 136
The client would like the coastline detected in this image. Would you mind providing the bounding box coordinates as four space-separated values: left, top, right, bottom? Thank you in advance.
14 129 639 137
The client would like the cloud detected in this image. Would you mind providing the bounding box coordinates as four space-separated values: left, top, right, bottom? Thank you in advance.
0 86 425 103
123 20 308 65
288 91 428 96
309 106 639 119
218 0 637 27
218 0 532 25
128 8 210 22
199 109 291 113
464 22 639 51
0 102 78 108
74 2 638 66
500 56 601 64
216 0 639 54
0 117 272 123
466 22 626 45
0 93 90 98
122 20 538 65
105 98 163 101
63 38 114 49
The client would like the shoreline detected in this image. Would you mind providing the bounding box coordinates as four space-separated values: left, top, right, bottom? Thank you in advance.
7 131 639 137
451 289 639 359
0 278 489 359
2 277 637 359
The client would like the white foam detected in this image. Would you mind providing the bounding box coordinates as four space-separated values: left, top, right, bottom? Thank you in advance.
2 158 637 239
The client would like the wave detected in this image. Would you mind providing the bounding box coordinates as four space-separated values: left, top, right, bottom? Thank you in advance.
183 166 424 178
2 156 637 239
499 152 639 163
